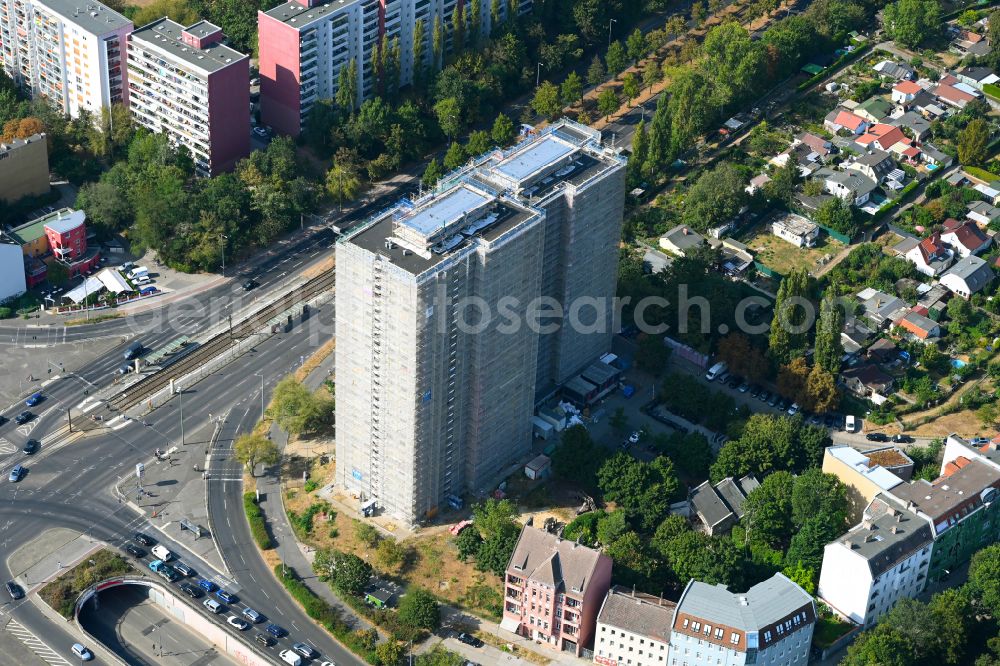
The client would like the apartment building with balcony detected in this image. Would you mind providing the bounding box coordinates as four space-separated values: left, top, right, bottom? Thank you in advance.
502 525 612 657
127 18 249 176
258 0 529 137
334 120 625 524
0 0 131 118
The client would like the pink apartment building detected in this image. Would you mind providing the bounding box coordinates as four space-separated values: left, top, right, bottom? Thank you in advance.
502 525 613 656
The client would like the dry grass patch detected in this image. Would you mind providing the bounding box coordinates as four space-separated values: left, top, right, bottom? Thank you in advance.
295 338 336 382
746 229 844 276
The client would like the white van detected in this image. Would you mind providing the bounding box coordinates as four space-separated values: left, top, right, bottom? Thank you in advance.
845 415 857 432
203 598 223 614
280 649 303 666
134 275 151 285
151 544 173 561
128 266 149 280
705 361 728 382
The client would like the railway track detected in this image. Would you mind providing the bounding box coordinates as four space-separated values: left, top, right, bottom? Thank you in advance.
106 271 335 412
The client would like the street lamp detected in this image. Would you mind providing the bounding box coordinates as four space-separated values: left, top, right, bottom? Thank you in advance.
176 384 185 446
536 61 543 88
254 372 265 422
219 234 228 276
608 18 617 47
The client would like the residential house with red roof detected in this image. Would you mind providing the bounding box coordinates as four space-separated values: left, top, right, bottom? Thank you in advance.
898 310 940 341
891 80 924 105
934 74 982 108
904 232 954 276
856 124 913 154
941 218 992 257
824 109 869 135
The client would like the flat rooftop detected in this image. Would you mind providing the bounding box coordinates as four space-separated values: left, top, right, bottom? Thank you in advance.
36 0 131 35
131 18 247 75
399 184 492 239
264 0 362 27
346 197 537 277
492 135 577 184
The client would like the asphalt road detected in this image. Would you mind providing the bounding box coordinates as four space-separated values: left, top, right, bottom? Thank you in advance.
0 301 358 665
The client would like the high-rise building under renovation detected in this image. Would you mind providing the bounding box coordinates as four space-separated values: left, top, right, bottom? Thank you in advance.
257 0 531 137
335 120 625 523
0 0 131 118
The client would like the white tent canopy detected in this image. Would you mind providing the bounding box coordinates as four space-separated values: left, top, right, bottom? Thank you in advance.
96 268 130 294
62 276 104 303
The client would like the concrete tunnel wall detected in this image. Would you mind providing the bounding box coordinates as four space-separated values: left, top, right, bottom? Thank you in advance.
75 576 272 666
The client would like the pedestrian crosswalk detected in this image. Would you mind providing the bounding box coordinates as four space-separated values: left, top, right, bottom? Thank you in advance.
5 619 71 665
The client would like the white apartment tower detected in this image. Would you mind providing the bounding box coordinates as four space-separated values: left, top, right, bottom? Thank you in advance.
0 0 132 118
335 120 625 523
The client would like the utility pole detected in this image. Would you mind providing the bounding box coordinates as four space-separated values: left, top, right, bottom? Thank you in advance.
536 61 542 88
608 18 617 47
177 385 185 446
67 407 72 433
256 372 265 421
220 234 228 276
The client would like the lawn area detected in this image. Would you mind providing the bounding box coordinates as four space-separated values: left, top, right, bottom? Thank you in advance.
282 457 505 620
963 165 1000 184
745 227 845 276
39 549 134 618
813 614 855 648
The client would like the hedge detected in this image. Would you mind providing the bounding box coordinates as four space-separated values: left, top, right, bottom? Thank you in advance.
273 564 378 664
984 82 1000 101
962 165 1000 183
243 492 273 550
873 180 921 221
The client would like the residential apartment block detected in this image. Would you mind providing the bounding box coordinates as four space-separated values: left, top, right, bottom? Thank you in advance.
822 445 912 522
817 494 933 627
594 586 675 666
668 573 815 666
0 133 49 203
335 120 624 523
127 18 249 175
258 0 530 136
501 525 612 657
0 0 131 118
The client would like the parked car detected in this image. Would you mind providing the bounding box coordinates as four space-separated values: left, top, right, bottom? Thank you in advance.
14 411 33 425
25 392 42 407
893 434 915 444
252 126 268 138
124 543 146 558
866 432 890 442
172 562 195 577
457 633 484 648
21 439 38 454
726 375 742 389
787 403 800 416
749 385 762 398
738 381 750 393
8 465 25 482
628 431 640 445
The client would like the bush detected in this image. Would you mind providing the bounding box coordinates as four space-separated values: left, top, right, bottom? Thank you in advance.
398 588 441 631
39 550 133 618
304 479 319 493
243 492 273 550
0 307 11 319
273 564 377 664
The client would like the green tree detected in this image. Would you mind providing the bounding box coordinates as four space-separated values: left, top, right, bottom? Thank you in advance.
597 453 678 530
336 59 358 111
597 88 619 120
491 112 515 145
314 550 372 595
781 560 816 594
475 526 519 576
451 0 466 52
472 498 518 539
269 377 334 435
741 471 795 549
883 0 942 48
376 640 404 666
468 0 482 46
645 94 673 174
815 294 845 374
626 28 647 62
609 406 629 433
76 180 130 235
443 141 467 171
422 158 444 187
843 626 918 666
234 433 280 476
355 520 381 547
622 72 640 105
642 61 661 92
412 17 426 82
690 0 705 25
681 162 748 232
605 40 627 76
432 15 444 71
815 196 858 237
560 71 583 106
398 588 440 631
628 119 649 186
434 97 463 139
958 118 991 166
531 80 562 119
763 156 798 205
46 261 69 287
710 413 828 481
651 514 691 558
325 156 362 210
635 330 670 374
663 531 742 586
586 55 606 87
454 525 483 561
990 9 1000 71
375 538 407 570
970 544 1000 616
467 130 491 157
551 425 608 490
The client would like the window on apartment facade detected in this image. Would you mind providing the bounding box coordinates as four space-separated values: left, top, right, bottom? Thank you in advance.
692 622 701 632
730 633 739 645
714 628 724 639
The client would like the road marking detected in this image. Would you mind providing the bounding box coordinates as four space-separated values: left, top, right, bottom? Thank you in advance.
5 618 71 665
0 439 14 455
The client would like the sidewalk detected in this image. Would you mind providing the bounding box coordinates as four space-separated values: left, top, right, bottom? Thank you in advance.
251 350 377 634
111 420 227 575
